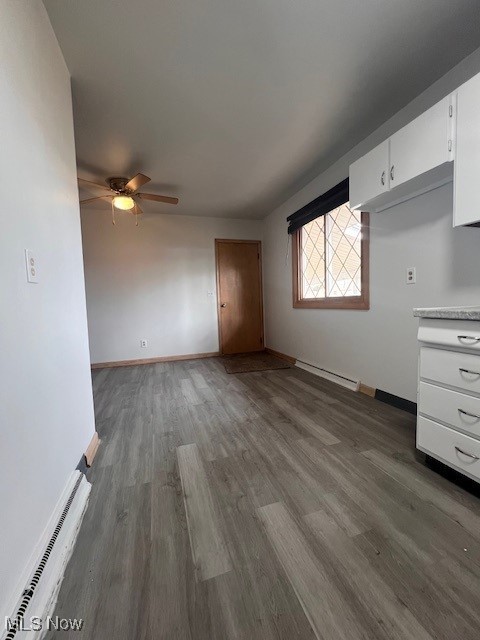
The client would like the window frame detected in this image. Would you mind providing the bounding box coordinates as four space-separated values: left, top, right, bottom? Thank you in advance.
292 211 370 310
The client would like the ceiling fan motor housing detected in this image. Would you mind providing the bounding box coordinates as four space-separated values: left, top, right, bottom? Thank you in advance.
107 177 131 193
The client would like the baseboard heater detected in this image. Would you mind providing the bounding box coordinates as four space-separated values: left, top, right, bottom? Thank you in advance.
295 358 359 391
294 357 417 415
3 472 90 640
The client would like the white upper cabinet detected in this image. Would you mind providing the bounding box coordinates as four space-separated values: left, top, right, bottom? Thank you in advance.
389 97 452 189
349 141 389 210
350 70 480 225
350 95 454 214
454 73 480 226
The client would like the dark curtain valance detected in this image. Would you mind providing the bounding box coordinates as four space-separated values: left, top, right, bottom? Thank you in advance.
287 178 349 234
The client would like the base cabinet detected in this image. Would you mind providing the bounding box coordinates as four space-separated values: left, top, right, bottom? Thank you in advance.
417 318 480 484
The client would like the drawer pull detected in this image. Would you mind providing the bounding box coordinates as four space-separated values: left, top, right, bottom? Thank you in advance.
458 408 480 420
454 446 480 460
458 335 480 343
459 367 480 376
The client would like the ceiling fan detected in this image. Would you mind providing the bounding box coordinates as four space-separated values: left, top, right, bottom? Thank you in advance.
78 173 179 223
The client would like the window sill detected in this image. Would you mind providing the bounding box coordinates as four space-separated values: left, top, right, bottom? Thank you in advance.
293 296 370 310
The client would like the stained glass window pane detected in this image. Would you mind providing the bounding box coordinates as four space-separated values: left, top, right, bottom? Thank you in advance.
300 217 325 298
300 203 362 299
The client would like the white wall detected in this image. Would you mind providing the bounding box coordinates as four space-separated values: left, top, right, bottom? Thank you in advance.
0 0 95 618
263 47 480 403
81 210 262 364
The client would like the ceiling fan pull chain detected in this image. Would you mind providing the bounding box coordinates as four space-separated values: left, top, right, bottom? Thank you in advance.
111 198 116 225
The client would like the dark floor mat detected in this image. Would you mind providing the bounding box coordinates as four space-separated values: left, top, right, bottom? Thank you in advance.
222 351 291 374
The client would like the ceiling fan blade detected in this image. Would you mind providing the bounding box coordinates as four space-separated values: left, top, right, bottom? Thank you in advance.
133 198 143 215
80 195 113 205
137 193 179 205
78 178 111 192
125 173 151 193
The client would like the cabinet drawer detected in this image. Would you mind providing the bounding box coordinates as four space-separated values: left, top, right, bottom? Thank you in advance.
418 318 480 351
417 416 480 483
420 347 480 394
419 382 480 439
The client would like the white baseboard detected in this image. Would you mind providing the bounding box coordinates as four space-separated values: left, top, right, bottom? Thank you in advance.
295 359 359 392
2 471 91 639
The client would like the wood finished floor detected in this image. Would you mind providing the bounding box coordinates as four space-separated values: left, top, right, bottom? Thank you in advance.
48 358 480 639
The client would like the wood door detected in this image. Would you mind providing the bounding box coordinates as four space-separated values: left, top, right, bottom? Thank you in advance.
216 239 264 355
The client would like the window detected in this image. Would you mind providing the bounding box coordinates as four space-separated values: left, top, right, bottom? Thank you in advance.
292 203 369 309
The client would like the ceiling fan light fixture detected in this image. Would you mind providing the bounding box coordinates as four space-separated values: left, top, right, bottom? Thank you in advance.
113 195 135 211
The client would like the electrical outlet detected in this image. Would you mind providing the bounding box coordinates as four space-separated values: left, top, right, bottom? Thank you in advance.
25 249 38 283
140 339 148 348
406 267 416 284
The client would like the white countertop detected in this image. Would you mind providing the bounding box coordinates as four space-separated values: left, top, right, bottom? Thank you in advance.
413 305 480 320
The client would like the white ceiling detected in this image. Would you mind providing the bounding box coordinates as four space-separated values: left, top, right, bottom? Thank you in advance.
44 0 480 219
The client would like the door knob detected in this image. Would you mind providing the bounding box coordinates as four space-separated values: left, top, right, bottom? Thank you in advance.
220 303 227 307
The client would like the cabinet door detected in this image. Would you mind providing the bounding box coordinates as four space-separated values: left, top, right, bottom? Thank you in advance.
389 97 451 189
454 74 480 226
349 140 389 210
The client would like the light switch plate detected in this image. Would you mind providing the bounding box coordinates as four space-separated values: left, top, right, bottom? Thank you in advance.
406 266 416 284
25 249 38 283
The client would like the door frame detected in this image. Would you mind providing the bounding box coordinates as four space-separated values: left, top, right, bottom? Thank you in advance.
215 239 264 355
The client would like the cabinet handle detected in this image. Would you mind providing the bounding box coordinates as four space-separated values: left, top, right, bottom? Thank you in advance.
459 367 480 376
390 165 395 181
458 335 480 342
381 171 385 186
455 446 480 460
458 408 480 420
